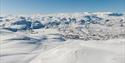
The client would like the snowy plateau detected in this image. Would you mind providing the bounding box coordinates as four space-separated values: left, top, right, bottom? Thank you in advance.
0 12 125 63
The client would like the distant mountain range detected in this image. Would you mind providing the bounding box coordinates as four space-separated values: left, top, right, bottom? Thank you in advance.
0 12 125 40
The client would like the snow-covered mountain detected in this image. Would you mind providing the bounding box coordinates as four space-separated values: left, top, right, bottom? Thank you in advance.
0 12 125 63
0 12 125 40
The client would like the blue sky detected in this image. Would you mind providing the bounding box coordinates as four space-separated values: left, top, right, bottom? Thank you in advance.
0 0 125 15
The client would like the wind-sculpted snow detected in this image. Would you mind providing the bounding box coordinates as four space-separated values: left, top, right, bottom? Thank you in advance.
0 30 125 63
0 12 125 63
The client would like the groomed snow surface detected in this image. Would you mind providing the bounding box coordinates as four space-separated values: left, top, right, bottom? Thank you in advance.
0 12 125 63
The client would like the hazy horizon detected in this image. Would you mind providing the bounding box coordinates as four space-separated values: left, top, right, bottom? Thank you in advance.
1 0 125 15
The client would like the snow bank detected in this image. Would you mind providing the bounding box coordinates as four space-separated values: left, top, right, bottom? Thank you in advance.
0 12 125 63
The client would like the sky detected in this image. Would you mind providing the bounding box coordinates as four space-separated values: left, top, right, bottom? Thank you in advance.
0 0 125 15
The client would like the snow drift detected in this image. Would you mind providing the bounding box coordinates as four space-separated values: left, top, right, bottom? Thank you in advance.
0 12 125 63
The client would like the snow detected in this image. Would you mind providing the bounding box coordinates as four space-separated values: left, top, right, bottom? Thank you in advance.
0 12 125 63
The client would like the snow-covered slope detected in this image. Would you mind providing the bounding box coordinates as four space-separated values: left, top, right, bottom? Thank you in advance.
0 12 125 63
